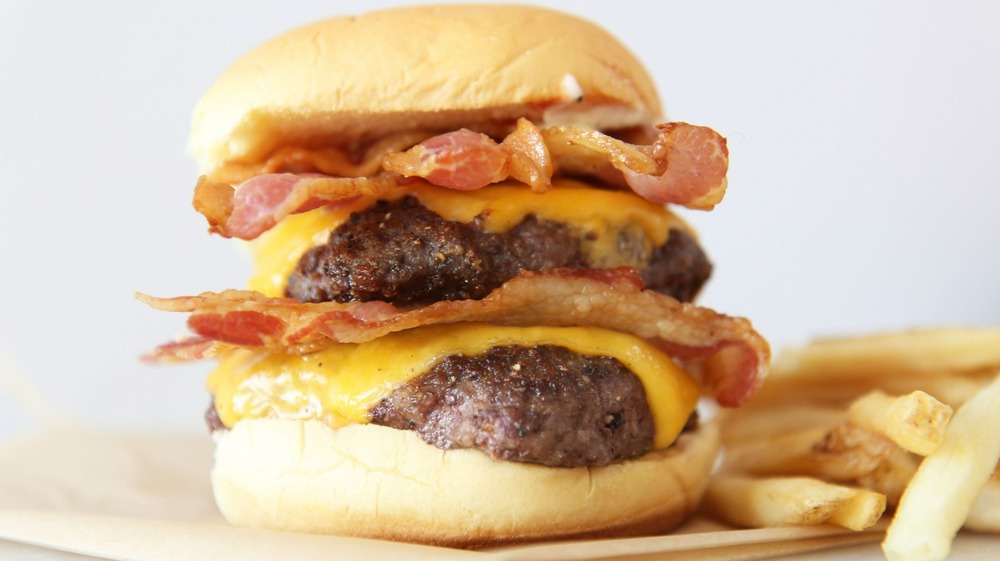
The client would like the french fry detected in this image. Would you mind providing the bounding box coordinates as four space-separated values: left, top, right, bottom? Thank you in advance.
965 477 1000 533
882 372 1000 561
827 488 887 531
723 423 895 482
740 327 1000 414
718 404 845 445
703 474 885 530
847 390 952 456
744 369 991 410
703 475 857 527
886 375 991 409
772 327 1000 382
857 447 919 507
722 426 830 473
707 326 1000 553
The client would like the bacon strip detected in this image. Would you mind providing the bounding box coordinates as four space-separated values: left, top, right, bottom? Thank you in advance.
382 118 553 192
499 118 553 192
194 121 726 240
192 172 406 239
384 121 726 209
544 122 729 210
138 268 769 407
209 131 433 185
625 123 729 210
382 129 509 190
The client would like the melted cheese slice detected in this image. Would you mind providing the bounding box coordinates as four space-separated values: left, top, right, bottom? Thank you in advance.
208 323 700 450
247 179 689 297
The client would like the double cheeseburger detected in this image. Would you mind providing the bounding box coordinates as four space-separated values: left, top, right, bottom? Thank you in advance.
141 4 769 547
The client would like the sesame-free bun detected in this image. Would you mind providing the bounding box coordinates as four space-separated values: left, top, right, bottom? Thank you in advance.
210 419 719 548
189 4 662 176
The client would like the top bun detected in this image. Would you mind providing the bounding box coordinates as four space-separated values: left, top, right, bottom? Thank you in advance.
188 4 663 175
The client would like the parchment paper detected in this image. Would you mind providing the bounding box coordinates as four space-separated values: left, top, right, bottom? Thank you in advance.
0 428 903 561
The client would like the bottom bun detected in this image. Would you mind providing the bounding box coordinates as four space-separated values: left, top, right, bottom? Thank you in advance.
211 418 720 548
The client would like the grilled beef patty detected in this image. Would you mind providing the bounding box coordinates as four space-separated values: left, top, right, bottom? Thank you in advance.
285 197 711 305
205 344 699 467
368 345 656 467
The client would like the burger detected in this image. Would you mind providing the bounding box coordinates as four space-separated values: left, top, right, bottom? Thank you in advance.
140 4 770 548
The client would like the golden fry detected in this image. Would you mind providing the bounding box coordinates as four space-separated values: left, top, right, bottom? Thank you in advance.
856 447 919 507
772 327 1000 382
723 423 894 482
722 426 829 473
847 390 952 456
745 369 990 410
965 477 1000 533
883 373 1000 561
718 404 845 446
827 488 887 531
703 475 857 528
709 327 1000 545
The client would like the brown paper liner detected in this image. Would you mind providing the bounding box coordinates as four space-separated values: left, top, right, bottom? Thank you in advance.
0 428 914 561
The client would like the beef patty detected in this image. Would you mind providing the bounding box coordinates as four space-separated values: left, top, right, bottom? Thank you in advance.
368 345 656 467
205 344 699 467
285 197 711 305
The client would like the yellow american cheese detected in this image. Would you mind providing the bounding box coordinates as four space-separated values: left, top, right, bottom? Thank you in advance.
246 179 688 297
208 323 700 450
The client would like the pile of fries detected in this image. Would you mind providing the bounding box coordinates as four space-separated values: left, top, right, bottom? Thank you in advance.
705 327 1000 561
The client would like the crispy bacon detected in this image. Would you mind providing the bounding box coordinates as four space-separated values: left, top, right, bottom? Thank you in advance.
544 122 729 210
194 120 727 239
192 172 405 239
382 118 553 192
188 310 286 346
209 131 433 185
137 268 768 407
383 120 726 208
193 132 436 240
499 118 553 192
382 129 508 190
624 123 729 210
148 337 228 362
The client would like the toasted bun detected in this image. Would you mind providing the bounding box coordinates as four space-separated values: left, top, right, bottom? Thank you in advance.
211 419 719 548
189 4 662 175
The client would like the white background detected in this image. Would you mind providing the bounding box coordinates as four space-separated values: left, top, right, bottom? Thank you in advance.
1 1 998 440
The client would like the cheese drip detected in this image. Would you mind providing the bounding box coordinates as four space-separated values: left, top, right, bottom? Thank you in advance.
246 179 688 296
208 324 700 450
